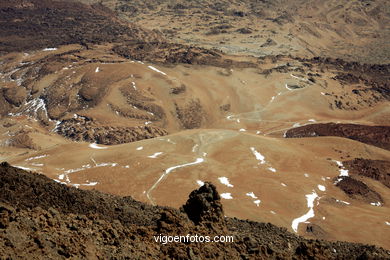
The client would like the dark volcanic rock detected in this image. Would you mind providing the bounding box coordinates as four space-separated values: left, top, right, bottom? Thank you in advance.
285 123 390 150
335 176 383 204
56 115 168 145
182 182 224 225
0 0 163 54
0 161 161 226
112 41 256 68
343 158 390 188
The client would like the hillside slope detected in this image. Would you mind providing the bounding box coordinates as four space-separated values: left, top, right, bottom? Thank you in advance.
1 163 389 259
79 0 390 64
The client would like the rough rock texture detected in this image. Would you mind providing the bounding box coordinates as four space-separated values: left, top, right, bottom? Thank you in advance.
285 123 390 150
56 115 168 145
335 176 383 204
182 182 224 226
0 0 163 54
343 158 390 188
1 162 389 259
112 41 256 68
175 99 204 129
0 162 161 226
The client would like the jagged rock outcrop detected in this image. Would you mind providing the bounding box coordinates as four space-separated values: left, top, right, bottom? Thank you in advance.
182 182 224 226
56 116 168 145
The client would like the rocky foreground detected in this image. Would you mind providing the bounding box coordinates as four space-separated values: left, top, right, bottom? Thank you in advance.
0 162 389 259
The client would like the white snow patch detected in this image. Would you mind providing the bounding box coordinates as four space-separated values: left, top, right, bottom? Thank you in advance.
148 65 167 75
145 121 152 125
31 163 43 167
291 191 318 233
220 193 233 199
270 211 276 215
25 154 48 161
385 221 390 226
281 183 287 187
136 146 143 151
246 192 258 199
290 74 302 80
293 122 301 128
148 152 163 158
304 173 310 177
334 160 343 167
14 166 35 171
370 202 382 207
218 177 234 187
131 82 137 90
268 167 276 172
95 162 117 167
256 131 261 134
239 128 246 132
52 120 61 132
308 119 316 122
43 48 57 51
82 181 98 186
58 174 65 180
64 167 86 174
54 179 67 185
339 168 349 176
250 147 266 164
254 200 261 206
333 160 349 184
89 143 107 150
192 144 199 153
336 199 350 205
318 185 326 191
196 180 205 186
17 98 50 118
95 67 100 73
166 139 176 144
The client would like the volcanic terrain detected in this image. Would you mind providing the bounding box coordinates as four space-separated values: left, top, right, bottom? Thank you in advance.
0 0 389 256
